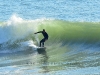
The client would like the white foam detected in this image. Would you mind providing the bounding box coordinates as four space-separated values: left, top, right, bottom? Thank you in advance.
20 40 38 50
7 14 23 26
0 15 39 44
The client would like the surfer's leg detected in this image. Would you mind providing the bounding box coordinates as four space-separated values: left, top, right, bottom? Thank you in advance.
40 38 44 47
40 40 42 47
40 41 42 47
42 38 47 47
40 38 45 47
40 42 41 47
42 42 44 47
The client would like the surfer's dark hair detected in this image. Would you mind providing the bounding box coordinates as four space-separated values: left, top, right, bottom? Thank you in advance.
43 29 45 31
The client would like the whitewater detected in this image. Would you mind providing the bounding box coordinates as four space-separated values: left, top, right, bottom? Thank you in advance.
0 0 100 75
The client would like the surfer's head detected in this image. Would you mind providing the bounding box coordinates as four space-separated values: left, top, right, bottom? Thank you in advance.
43 29 45 32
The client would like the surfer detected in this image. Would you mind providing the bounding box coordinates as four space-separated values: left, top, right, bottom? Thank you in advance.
34 29 48 47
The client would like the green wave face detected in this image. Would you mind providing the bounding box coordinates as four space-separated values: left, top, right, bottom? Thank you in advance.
0 19 100 44
38 20 100 43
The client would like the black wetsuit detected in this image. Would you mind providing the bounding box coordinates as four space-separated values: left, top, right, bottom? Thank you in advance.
37 31 48 47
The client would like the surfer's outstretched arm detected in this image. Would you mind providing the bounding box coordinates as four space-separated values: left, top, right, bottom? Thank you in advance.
34 31 42 34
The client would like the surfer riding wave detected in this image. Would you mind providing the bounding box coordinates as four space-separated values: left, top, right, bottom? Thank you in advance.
34 29 48 47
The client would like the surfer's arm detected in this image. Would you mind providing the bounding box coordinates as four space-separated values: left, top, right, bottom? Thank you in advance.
34 31 42 34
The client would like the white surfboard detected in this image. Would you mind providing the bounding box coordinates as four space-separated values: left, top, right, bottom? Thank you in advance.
37 47 46 50
37 47 46 54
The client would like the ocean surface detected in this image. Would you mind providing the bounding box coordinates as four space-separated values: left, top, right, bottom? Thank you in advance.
0 0 100 75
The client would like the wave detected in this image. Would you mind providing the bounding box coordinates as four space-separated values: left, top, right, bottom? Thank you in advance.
0 15 100 51
0 15 100 73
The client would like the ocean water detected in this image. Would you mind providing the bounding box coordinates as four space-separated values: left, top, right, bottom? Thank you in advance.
0 0 100 75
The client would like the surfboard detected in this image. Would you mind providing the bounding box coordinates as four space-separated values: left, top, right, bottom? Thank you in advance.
37 47 46 54
37 47 46 50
